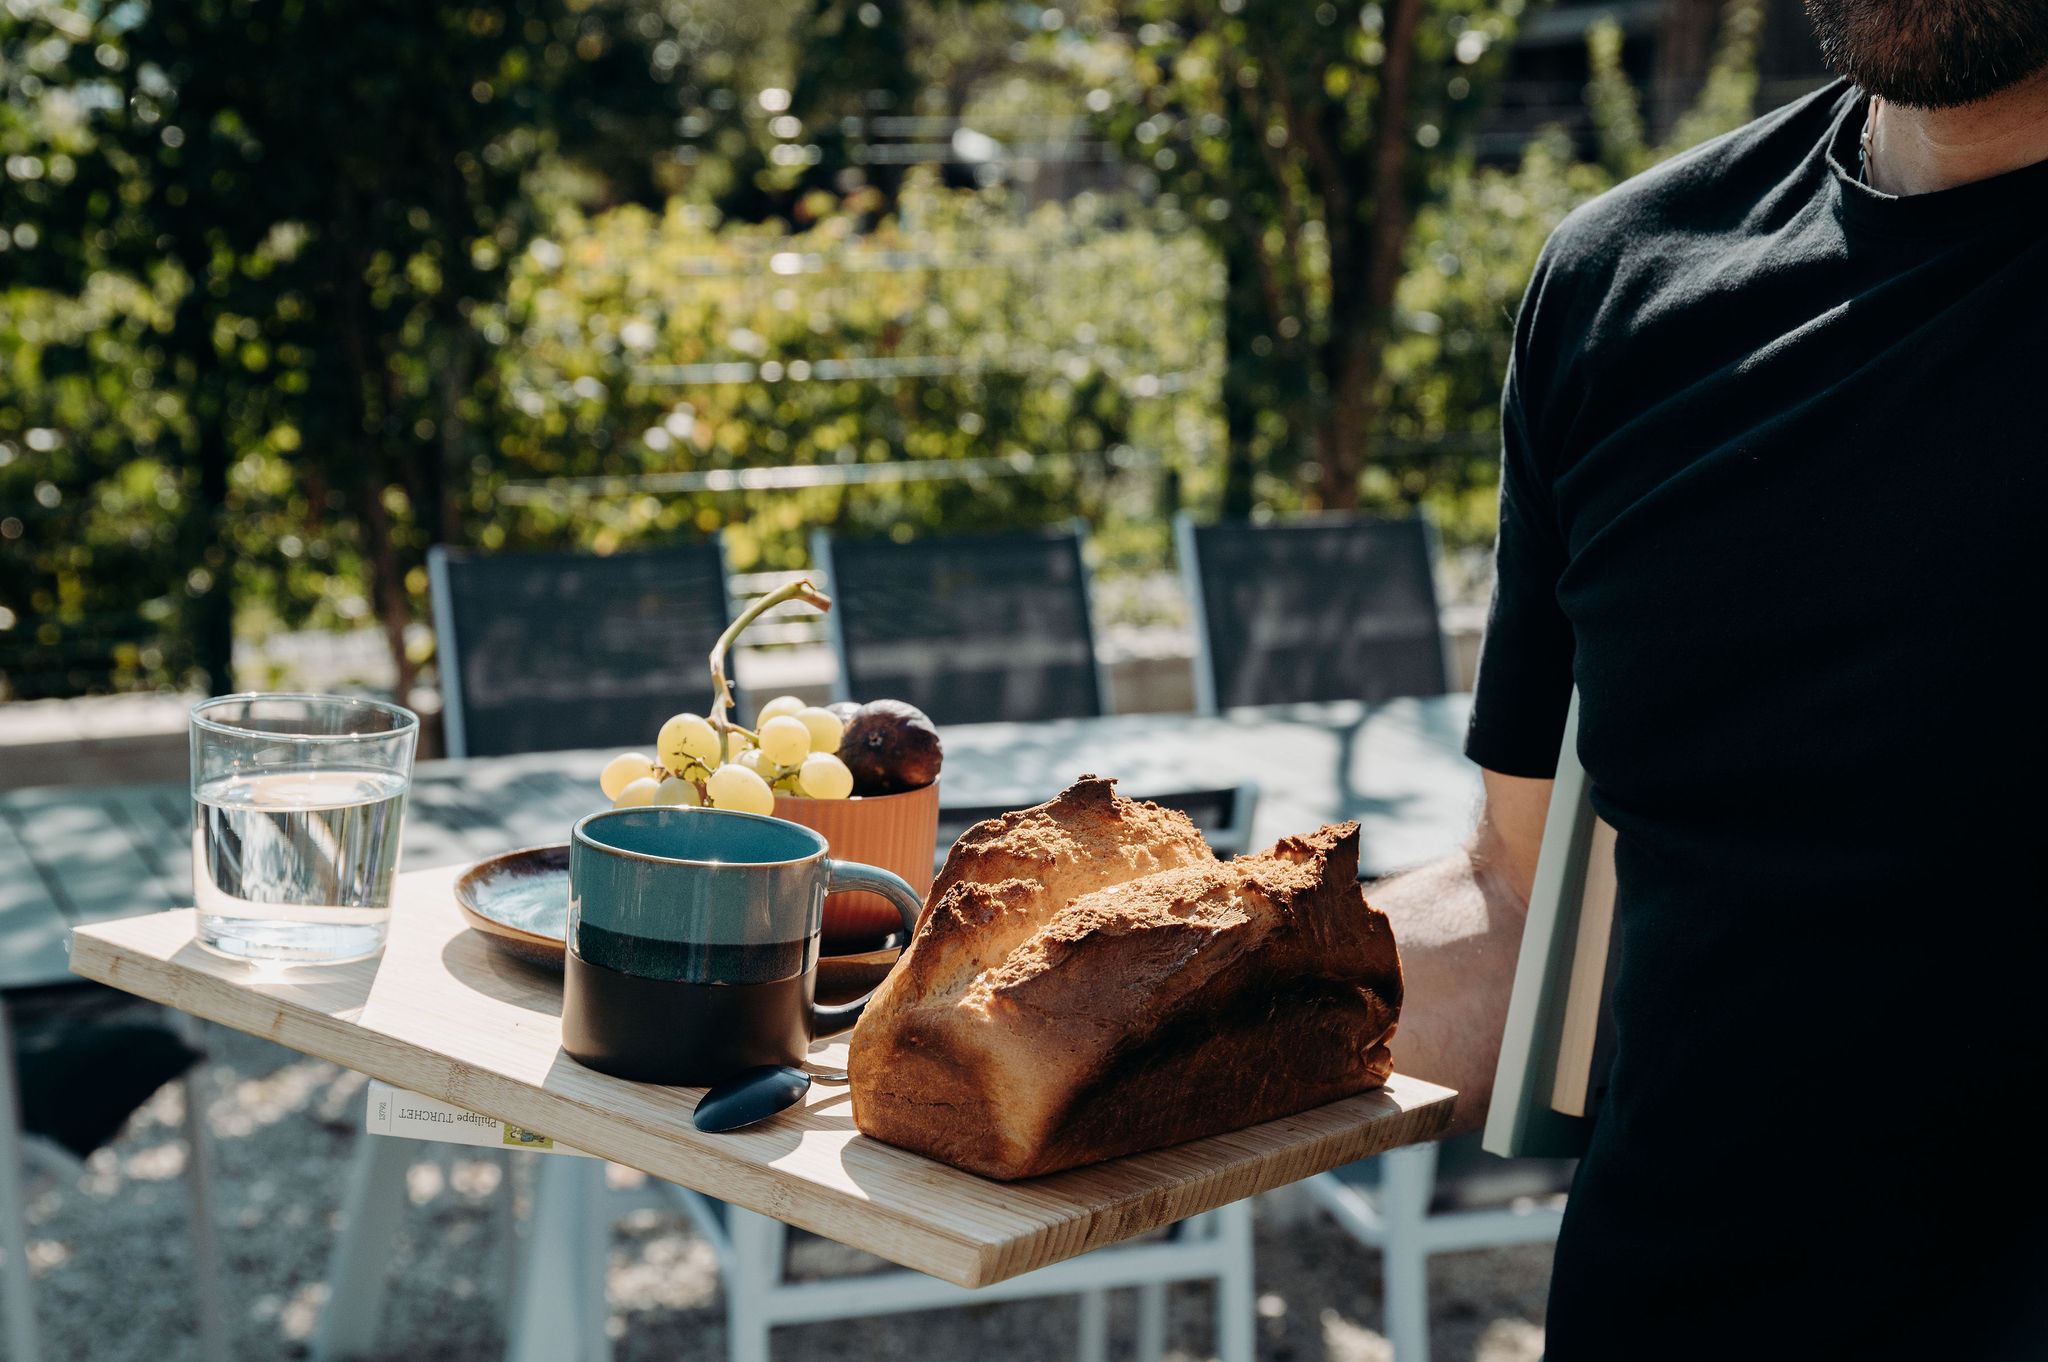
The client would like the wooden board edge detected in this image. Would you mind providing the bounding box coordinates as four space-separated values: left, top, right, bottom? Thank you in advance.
70 919 1457 1288
66 920 1003 1285
1004 1080 1457 1283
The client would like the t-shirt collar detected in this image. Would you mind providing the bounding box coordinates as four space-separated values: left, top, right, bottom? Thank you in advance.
1826 85 2048 236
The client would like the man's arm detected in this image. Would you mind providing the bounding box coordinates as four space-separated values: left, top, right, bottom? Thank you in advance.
1370 768 1552 1134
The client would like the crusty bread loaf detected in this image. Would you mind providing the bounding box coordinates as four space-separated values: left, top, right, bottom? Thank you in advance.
848 777 1403 1180
925 774 1220 916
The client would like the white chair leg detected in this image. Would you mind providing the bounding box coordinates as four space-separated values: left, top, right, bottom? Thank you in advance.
579 1162 613 1362
724 1207 782 1362
1380 1144 1437 1362
1076 1288 1110 1362
1134 1280 1168 1362
505 1155 611 1362
494 1149 526 1331
313 1133 424 1360
170 1017 229 1362
1256 1180 1318 1229
1212 1200 1256 1362
0 1004 42 1362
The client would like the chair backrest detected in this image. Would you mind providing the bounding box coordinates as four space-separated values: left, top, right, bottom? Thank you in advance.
428 542 732 759
1177 512 1449 713
937 783 1259 867
815 528 1109 726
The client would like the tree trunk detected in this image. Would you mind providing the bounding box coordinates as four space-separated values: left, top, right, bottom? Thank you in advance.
334 232 419 705
1222 397 1258 518
1318 0 1426 511
1220 236 1269 518
184 323 237 695
1654 0 1724 136
1317 331 1379 511
359 468 418 705
438 336 471 546
192 421 236 694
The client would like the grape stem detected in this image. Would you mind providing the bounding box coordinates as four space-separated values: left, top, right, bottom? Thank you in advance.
707 578 832 760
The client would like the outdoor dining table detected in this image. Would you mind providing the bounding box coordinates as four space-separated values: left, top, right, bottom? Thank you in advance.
9 696 1477 1301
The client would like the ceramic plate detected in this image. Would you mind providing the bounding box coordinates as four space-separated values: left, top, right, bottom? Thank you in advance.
455 844 574 969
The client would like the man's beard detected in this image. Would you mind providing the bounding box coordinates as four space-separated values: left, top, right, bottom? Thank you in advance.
1804 0 2048 108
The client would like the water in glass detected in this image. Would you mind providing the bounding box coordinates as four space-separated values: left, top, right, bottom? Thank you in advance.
195 767 408 962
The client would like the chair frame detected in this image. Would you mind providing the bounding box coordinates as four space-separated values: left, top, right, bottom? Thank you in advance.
1174 512 1221 719
1175 510 1458 717
0 1002 34 1362
1302 1144 1564 1362
2 1001 227 1362
331 537 1242 1362
425 545 470 759
812 523 1115 720
496 1155 1254 1362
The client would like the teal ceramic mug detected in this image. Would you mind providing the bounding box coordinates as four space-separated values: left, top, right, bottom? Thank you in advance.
562 805 922 1086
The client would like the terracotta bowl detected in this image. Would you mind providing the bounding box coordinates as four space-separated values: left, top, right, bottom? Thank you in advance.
772 780 940 949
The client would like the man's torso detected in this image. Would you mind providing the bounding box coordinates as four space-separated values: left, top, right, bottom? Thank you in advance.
1494 81 2048 1357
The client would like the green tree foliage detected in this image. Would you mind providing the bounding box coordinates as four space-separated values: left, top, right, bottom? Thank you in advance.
1384 0 1767 543
0 272 196 695
1060 0 1526 515
2 3 206 697
475 176 1219 573
1586 0 1764 178
714 0 923 224
3 0 1771 701
4 0 699 697
1381 131 1609 540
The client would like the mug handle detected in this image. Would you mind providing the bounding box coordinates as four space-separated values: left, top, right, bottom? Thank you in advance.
809 859 923 1039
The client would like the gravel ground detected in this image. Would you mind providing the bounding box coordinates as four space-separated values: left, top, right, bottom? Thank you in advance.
16 1015 1551 1362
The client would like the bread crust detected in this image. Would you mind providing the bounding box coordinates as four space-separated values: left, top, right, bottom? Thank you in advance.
848 778 1403 1180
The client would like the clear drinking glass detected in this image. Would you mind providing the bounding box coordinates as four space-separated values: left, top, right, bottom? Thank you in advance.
191 694 418 964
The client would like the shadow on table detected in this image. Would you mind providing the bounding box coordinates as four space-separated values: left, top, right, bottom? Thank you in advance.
166 939 373 1012
438 928 563 1017
530 1047 859 1165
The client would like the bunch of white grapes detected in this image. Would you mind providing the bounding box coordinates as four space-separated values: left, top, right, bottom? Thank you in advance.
598 695 855 816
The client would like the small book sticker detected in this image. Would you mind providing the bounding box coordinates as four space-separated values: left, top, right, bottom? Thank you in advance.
365 1079 594 1158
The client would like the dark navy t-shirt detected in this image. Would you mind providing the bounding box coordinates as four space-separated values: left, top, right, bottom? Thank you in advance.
1466 81 2048 1358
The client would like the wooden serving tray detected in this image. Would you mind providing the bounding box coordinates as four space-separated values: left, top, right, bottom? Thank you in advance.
69 865 1456 1288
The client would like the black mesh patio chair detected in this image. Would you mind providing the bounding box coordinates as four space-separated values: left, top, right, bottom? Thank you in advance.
813 527 1111 726
427 542 733 758
937 783 1259 868
1176 512 1451 714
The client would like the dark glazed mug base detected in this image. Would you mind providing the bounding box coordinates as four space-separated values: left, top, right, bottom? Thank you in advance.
561 948 814 1086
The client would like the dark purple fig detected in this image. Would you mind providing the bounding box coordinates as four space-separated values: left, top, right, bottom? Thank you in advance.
839 699 942 795
825 700 862 728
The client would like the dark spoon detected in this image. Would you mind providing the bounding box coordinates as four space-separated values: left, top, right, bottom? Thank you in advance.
693 1064 842 1133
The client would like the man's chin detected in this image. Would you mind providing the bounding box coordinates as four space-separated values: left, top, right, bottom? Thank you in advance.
1863 62 2048 112
1803 0 2048 109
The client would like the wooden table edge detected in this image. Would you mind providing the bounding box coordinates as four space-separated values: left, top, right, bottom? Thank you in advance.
68 914 1458 1288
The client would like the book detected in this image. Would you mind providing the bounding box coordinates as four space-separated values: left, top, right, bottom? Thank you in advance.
1481 690 1618 1160
1551 818 1620 1119
364 1079 595 1157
